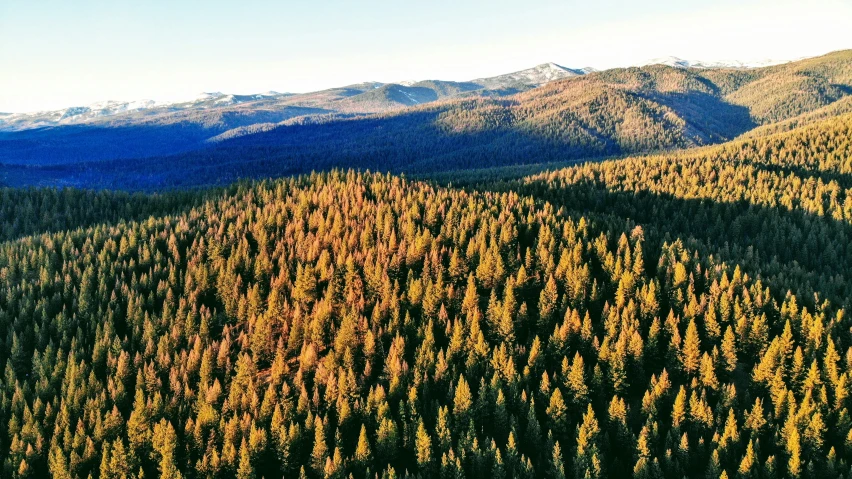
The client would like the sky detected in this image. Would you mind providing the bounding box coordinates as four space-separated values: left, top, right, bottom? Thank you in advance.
1 0 851 113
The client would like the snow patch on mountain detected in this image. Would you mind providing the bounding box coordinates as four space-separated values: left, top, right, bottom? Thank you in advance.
400 89 420 104
0 91 300 131
640 56 794 69
471 62 588 90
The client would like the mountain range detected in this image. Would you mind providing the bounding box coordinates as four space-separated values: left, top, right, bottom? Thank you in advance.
0 56 783 133
0 63 589 132
2 50 851 189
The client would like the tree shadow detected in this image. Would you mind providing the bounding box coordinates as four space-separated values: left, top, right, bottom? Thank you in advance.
835 84 852 96
1 109 623 189
487 178 852 309
648 91 756 141
0 106 334 166
0 185 210 244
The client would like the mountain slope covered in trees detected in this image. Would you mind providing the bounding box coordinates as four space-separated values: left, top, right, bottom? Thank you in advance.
2 51 852 190
0 63 583 167
2 104 852 479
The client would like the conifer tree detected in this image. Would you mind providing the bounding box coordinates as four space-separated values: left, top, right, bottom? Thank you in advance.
672 386 687 429
152 419 183 479
415 419 432 471
312 418 329 475
787 428 802 478
539 275 559 329
551 441 567 479
721 326 738 373
700 352 719 389
355 424 372 467
575 404 602 479
547 388 569 438
237 438 255 479
454 375 473 422
737 439 757 479
565 353 589 404
681 319 701 374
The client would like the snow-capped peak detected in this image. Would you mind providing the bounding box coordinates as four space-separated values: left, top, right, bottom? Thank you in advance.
472 62 588 89
640 56 694 68
539 62 567 71
193 92 226 101
639 56 793 69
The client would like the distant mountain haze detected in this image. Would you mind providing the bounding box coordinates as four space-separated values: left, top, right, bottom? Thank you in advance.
0 57 784 131
2 50 851 189
0 63 588 132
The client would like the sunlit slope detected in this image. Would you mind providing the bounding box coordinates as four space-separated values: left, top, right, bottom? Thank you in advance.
508 112 852 306
0 167 850 477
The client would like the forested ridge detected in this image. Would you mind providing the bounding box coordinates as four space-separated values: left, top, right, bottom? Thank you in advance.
3 50 852 190
502 112 852 308
2 102 852 479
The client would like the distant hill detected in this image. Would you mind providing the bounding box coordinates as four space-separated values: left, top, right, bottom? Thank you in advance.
738 95 852 139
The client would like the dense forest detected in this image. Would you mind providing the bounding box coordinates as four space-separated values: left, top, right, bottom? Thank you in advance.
3 101 852 479
508 112 852 308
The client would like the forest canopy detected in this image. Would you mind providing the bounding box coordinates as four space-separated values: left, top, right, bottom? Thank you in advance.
2 112 852 479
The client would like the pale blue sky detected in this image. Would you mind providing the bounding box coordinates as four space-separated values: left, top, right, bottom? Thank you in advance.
1 0 851 112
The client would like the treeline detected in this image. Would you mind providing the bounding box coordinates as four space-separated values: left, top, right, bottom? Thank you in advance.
6 50 852 190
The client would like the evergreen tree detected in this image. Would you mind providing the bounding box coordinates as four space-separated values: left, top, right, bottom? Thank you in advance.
152 419 183 479
721 326 738 373
237 439 255 479
454 375 473 422
547 388 569 438
415 419 432 471
574 404 602 479
681 319 701 374
539 275 559 330
355 424 373 467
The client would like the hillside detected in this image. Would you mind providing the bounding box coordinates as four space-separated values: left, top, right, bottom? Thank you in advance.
2 108 852 477
739 95 852 139
503 112 852 308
